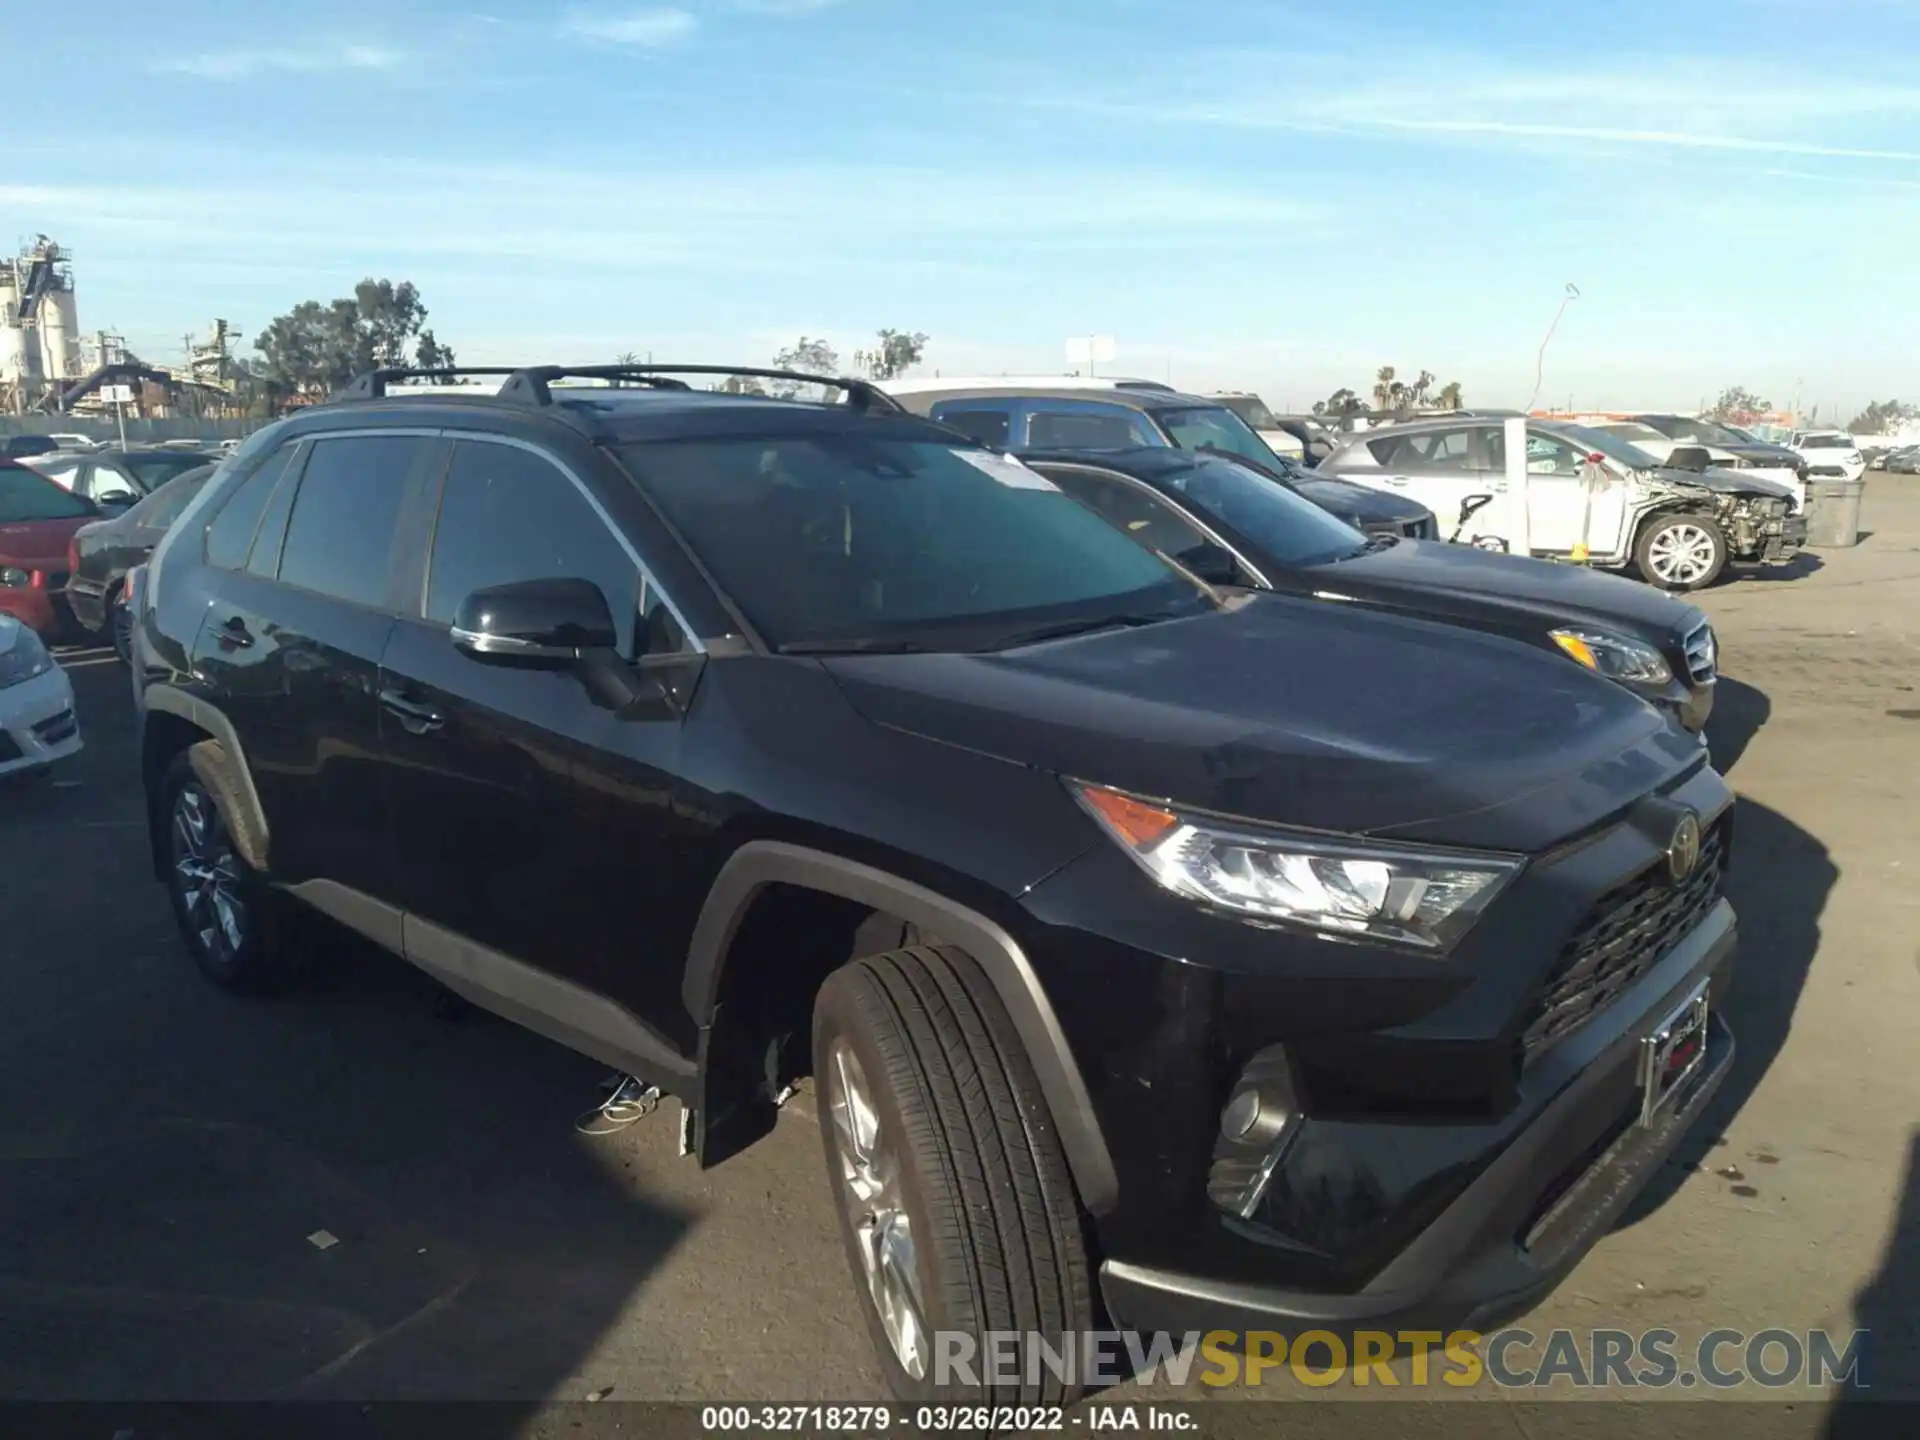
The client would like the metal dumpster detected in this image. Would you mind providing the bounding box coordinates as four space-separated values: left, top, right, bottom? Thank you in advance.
1805 477 1864 548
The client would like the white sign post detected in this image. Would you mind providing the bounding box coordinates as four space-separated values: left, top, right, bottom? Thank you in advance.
99 383 134 449
1064 335 1117 378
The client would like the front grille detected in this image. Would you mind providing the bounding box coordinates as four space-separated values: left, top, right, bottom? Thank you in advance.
1681 622 1717 684
1520 820 1729 1062
31 709 77 745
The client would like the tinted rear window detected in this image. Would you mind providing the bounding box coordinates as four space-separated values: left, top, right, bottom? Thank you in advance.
0 462 92 522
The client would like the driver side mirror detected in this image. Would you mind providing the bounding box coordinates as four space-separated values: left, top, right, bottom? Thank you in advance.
1174 540 1244 587
451 578 618 666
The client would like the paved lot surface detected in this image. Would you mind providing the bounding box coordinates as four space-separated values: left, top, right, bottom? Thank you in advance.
2 485 1916 1430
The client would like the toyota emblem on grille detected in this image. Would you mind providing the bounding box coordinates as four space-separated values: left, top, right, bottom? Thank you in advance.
1666 813 1702 885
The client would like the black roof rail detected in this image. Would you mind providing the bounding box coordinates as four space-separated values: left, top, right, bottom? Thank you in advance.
1112 380 1178 393
332 367 524 402
497 365 907 415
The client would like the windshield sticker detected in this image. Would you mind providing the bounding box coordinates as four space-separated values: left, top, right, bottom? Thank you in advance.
950 449 1059 492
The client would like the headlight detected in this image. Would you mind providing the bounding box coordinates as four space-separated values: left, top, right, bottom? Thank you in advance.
0 566 31 588
1550 628 1673 685
0 625 53 689
1072 783 1521 951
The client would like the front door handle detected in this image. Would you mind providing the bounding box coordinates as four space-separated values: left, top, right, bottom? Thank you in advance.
379 688 446 735
215 615 253 650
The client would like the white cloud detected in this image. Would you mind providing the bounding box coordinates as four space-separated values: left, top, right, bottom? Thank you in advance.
730 0 850 13
152 44 406 80
561 5 700 46
1028 51 1920 164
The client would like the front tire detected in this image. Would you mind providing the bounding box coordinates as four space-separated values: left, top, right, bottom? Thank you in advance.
106 593 132 664
160 748 298 993
813 945 1093 1405
1634 513 1727 590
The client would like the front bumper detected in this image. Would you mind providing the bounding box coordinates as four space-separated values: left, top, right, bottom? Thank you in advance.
1100 899 1735 1341
0 662 83 778
1731 512 1807 566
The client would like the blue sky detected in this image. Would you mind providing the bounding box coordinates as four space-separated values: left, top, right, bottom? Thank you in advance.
6 0 1917 416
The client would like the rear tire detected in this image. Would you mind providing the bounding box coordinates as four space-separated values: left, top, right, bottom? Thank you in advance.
813 944 1093 1405
1634 513 1727 590
159 747 301 994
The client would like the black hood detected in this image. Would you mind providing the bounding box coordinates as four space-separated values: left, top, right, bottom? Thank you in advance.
820 594 1701 854
1706 441 1801 468
1292 473 1432 526
1307 539 1702 644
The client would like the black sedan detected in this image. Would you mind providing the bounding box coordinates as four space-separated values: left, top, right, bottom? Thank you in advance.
65 464 215 659
1022 446 1717 733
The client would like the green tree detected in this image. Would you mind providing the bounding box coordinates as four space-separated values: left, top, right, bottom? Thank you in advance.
769 336 841 398
1705 386 1772 423
1847 399 1916 434
1312 387 1366 420
254 278 449 399
1366 365 1456 415
852 328 929 382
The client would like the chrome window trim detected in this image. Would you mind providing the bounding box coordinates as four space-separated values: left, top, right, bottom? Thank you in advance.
431 430 706 656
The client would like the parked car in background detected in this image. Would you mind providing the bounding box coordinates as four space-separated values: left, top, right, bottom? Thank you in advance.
44 433 101 453
1579 417 1807 511
65 464 216 661
0 611 81 782
132 363 1738 1405
1318 417 1804 590
1623 415 1807 505
1210 393 1339 465
0 459 100 640
3 435 59 459
21 446 218 514
886 378 1440 539
1881 445 1920 475
1024 445 1718 732
1790 429 1866 481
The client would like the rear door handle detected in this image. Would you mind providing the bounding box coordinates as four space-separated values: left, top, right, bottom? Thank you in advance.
379 688 446 735
215 615 253 650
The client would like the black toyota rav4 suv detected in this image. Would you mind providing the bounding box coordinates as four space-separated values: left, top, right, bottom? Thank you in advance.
132 366 1736 1404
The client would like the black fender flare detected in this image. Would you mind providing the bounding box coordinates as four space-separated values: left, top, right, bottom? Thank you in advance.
141 684 271 874
683 840 1119 1215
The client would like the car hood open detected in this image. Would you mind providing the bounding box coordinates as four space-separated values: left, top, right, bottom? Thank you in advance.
821 594 1704 853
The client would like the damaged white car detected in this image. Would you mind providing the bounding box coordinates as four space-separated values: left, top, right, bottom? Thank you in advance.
1317 416 1807 591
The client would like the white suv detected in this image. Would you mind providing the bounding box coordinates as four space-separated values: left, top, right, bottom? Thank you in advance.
1791 429 1865 481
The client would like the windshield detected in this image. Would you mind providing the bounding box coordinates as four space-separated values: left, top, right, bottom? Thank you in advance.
1593 421 1671 446
122 467 214 527
620 433 1205 651
1646 416 1749 446
1159 457 1368 566
0 462 92 522
1799 434 1855 449
120 452 212 490
1214 395 1278 430
1157 405 1287 471
1540 422 1663 469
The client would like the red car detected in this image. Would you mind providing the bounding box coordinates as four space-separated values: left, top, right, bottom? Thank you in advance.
0 458 98 639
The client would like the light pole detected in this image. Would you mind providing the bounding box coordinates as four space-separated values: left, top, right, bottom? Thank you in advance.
1525 283 1581 414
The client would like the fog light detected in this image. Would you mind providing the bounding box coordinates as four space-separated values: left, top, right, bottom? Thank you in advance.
1207 1046 1297 1220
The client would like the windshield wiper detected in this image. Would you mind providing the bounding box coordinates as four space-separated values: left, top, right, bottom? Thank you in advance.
776 637 931 655
985 611 1183 651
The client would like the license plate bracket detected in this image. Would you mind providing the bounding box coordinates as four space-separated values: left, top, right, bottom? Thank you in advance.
1637 982 1710 1126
